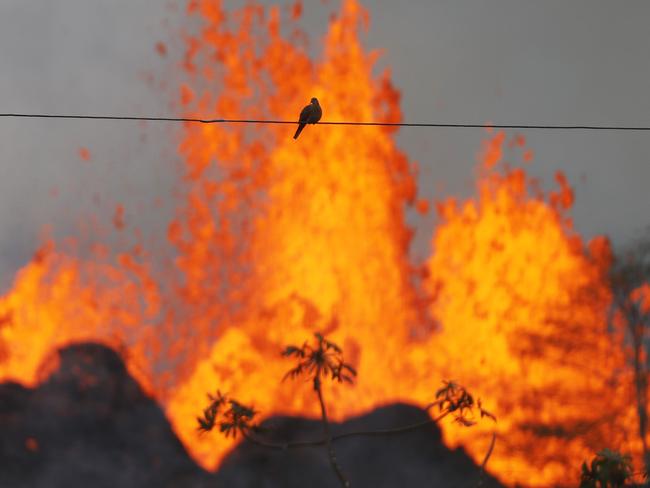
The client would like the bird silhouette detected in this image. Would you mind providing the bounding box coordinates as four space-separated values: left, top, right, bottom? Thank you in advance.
293 97 322 139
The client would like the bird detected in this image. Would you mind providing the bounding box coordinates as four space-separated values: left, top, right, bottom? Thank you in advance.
293 97 322 139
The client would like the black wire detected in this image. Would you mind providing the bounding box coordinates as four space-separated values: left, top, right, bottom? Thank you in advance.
1 112 649 130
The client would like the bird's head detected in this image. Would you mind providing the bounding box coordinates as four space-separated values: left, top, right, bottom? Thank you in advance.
311 97 319 105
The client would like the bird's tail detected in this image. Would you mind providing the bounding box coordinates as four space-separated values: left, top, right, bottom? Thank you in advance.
293 123 305 139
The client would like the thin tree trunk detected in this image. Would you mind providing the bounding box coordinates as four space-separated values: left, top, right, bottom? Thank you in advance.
628 303 650 476
314 377 350 487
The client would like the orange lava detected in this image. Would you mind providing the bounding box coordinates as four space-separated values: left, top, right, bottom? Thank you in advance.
426 133 639 486
166 0 423 467
0 2 646 487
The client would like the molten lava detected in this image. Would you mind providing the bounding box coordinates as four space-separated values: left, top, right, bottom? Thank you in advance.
0 1 645 487
426 133 638 485
166 0 422 467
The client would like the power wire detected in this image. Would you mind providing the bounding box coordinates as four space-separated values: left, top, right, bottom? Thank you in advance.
1 112 649 131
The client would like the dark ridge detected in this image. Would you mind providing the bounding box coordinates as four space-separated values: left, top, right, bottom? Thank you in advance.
0 342 504 488
216 404 503 488
0 343 211 488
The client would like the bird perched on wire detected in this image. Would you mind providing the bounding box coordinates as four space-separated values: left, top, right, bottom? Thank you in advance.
293 97 322 139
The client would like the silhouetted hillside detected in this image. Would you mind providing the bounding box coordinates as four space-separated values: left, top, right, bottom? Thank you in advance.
0 343 504 488
218 403 504 488
0 343 210 487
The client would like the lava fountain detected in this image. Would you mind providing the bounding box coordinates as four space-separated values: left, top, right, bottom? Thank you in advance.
0 1 644 486
426 133 638 486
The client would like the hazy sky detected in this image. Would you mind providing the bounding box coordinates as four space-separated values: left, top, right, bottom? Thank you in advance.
0 1 649 287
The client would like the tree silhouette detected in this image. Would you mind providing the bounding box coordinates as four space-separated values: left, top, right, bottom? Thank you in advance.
197 332 497 487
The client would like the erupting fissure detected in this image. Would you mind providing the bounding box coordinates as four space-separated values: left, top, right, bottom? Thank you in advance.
0 1 644 486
